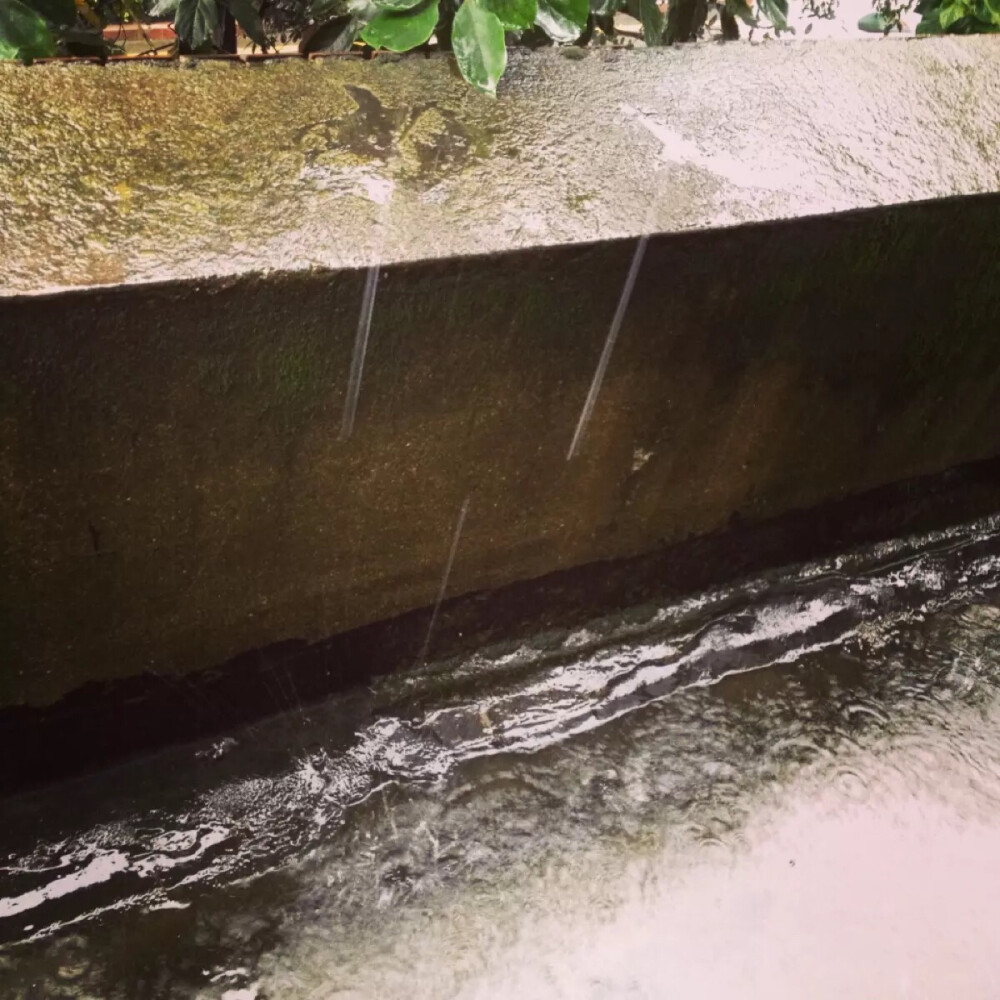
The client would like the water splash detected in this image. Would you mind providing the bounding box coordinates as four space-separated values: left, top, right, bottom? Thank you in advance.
8 521 1000 998
3 515 1000 951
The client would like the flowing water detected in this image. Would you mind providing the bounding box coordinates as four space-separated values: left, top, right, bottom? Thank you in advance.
4 516 1000 998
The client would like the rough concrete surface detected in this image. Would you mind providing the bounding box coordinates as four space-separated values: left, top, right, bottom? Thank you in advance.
2 41 1000 713
2 40 1000 295
4 194 1000 707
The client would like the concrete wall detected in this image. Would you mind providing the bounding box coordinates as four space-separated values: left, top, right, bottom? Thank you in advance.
2 43 1000 727
4 194 1000 713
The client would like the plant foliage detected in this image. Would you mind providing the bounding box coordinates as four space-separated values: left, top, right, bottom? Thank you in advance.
2 0 996 92
912 0 1000 31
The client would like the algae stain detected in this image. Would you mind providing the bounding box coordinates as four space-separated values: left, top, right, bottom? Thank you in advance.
275 347 324 405
195 342 330 424
566 191 597 212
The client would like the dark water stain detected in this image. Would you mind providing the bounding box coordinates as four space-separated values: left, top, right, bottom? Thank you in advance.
293 84 488 188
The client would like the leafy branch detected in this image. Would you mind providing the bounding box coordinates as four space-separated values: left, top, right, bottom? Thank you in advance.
3 0 997 94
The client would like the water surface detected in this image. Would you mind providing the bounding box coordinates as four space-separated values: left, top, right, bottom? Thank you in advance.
4 517 1000 998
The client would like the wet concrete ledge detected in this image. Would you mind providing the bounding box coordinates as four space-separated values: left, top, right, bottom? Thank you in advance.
2 40 1000 296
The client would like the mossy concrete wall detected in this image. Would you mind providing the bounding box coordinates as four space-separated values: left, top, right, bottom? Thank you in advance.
2 44 1000 711
5 196 1000 708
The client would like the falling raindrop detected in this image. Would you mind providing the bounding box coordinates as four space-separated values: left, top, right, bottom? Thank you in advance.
337 147 396 440
567 235 649 461
418 499 471 665
340 265 380 440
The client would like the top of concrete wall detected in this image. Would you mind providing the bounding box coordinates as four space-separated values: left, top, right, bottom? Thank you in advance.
2 38 999 296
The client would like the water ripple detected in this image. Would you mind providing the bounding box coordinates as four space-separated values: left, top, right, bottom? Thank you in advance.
2 514 1000 962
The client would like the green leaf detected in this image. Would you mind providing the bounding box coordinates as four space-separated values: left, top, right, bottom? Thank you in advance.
303 0 374 46
452 0 506 94
481 0 535 28
983 0 1000 19
937 0 966 26
0 0 55 60
590 0 617 14
311 0 371 15
228 0 264 43
372 0 425 12
300 14 357 49
150 0 179 14
638 0 663 41
310 0 345 17
174 0 220 47
857 9 888 27
915 8 943 27
360 0 437 49
536 0 587 39
757 0 787 27
26 0 75 27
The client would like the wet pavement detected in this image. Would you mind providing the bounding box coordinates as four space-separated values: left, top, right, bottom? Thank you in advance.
3 515 1000 998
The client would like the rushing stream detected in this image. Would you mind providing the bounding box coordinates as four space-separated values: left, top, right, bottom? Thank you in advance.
4 516 1000 998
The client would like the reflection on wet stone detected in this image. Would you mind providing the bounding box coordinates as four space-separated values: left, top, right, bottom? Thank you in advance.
294 84 487 202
